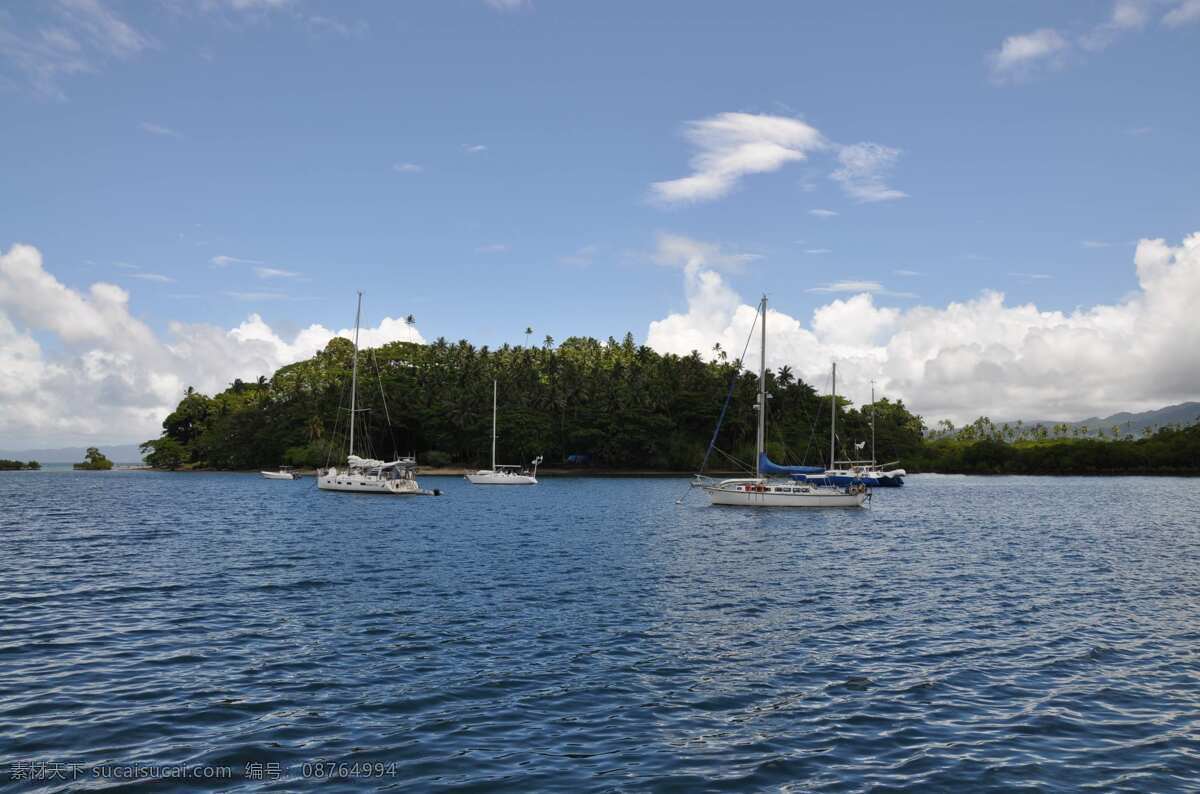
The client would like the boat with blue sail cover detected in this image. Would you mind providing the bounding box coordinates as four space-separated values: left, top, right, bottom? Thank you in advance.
796 373 905 487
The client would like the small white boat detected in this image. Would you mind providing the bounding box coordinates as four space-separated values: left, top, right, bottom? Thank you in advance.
465 380 541 485
260 467 296 480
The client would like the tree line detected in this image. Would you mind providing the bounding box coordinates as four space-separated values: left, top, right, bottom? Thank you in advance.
138 334 1198 476
140 334 925 472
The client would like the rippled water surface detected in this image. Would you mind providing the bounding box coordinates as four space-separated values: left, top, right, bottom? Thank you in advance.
3 471 1200 791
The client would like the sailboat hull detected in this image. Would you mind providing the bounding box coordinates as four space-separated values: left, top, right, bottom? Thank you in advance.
318 472 437 495
465 470 537 485
704 479 867 508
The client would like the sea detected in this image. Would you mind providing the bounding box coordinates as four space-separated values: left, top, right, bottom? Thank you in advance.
2 470 1199 791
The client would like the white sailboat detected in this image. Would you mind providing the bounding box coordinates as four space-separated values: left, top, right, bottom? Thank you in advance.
317 292 438 496
261 466 296 480
701 296 868 508
465 379 540 485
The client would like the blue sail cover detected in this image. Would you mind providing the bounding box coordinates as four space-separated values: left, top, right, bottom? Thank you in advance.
758 452 825 476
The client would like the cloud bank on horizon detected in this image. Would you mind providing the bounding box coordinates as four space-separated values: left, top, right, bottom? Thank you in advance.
646 230 1200 425
0 243 424 447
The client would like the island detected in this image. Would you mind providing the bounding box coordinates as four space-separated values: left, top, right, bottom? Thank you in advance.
73 447 114 470
0 459 40 470
138 335 1200 476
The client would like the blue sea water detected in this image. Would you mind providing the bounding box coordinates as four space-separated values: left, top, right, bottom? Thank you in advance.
2 471 1200 791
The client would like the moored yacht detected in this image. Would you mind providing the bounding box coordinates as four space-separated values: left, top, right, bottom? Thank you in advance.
465 380 541 485
698 296 868 508
317 292 439 496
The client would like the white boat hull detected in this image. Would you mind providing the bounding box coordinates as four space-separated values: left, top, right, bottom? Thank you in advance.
704 479 867 508
260 471 294 480
318 471 434 495
465 470 537 485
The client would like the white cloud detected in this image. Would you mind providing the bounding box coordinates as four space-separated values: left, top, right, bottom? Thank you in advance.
484 0 532 11
559 245 597 267
988 28 1070 82
0 0 151 98
808 280 883 293
894 269 922 277
139 121 179 137
1164 0 1200 26
645 231 1200 425
0 242 426 447
1082 240 1112 248
211 254 265 267
253 266 299 279
651 113 827 204
804 248 833 255
809 208 838 218
652 233 760 274
831 143 908 202
463 143 487 153
393 162 422 173
475 243 509 254
130 273 174 283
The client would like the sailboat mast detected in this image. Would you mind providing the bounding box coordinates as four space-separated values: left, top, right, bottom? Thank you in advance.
349 291 362 458
871 380 876 465
491 379 497 471
830 362 836 468
756 295 766 479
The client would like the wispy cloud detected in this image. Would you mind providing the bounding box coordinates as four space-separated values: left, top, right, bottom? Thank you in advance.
988 28 1070 83
1126 126 1153 136
806 280 918 298
463 143 487 154
0 0 152 98
559 245 597 267
130 272 174 283
484 0 533 11
831 143 907 202
1164 0 1200 26
807 280 884 294
809 208 838 218
393 162 423 173
254 266 299 279
653 232 760 273
650 112 826 205
307 15 368 37
1009 271 1053 280
225 290 291 301
804 248 832 255
211 254 265 267
894 269 922 277
475 243 509 254
1082 240 1111 248
139 121 180 138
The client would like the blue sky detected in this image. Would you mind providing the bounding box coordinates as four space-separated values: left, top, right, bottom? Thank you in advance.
1 0 1199 444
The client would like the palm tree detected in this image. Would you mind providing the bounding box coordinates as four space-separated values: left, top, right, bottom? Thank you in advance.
525 326 533 347
405 314 416 343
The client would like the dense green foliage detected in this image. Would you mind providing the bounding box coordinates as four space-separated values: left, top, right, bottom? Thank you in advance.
73 447 113 470
911 420 1200 474
142 335 924 472
0 459 40 470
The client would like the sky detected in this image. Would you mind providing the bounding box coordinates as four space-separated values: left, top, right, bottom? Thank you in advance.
1 0 1199 447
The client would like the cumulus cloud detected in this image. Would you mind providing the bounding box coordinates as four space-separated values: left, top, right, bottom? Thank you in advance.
0 243 425 447
645 231 1200 425
988 28 1070 82
650 113 827 204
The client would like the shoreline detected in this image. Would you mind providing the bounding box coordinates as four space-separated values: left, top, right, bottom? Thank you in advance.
104 466 1200 478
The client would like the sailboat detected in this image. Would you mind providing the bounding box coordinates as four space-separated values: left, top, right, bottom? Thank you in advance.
317 292 439 496
701 296 868 508
465 380 541 485
801 375 906 487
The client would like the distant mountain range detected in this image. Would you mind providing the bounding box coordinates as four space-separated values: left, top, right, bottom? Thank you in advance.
0 444 145 464
1003 402 1200 437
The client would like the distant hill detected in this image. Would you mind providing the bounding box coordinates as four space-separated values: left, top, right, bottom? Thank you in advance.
1005 402 1200 437
0 444 144 464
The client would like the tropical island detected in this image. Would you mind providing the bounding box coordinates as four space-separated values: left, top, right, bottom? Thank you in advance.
73 447 114 471
139 336 1200 476
0 459 41 471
